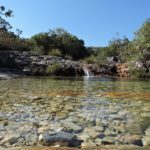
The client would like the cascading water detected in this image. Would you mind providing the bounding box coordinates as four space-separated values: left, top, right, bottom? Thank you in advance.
83 67 94 77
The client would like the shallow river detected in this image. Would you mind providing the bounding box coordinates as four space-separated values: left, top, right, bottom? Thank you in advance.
0 77 150 148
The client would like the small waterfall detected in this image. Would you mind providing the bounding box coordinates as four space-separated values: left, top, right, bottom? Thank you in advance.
83 67 94 77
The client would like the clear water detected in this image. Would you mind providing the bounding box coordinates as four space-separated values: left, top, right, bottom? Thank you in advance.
0 77 150 146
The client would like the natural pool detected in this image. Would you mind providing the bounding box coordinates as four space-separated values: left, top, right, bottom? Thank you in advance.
0 77 150 148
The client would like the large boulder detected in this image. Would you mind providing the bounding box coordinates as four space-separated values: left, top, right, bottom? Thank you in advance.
38 132 83 147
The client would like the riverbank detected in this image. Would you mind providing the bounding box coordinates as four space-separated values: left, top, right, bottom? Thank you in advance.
0 50 149 78
0 51 84 77
0 69 24 80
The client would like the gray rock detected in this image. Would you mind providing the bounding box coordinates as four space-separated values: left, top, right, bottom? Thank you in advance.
145 126 150 136
141 113 150 117
0 124 5 131
142 127 150 146
50 123 63 131
83 127 100 138
38 126 50 134
142 136 150 146
62 120 83 133
77 133 91 142
109 114 124 121
95 138 102 145
39 132 83 147
0 134 20 145
102 136 115 145
81 141 97 148
104 128 118 136
93 126 104 132
125 123 142 134
118 134 142 146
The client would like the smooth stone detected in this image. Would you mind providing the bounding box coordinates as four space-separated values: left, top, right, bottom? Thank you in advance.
142 107 150 112
62 121 83 133
96 118 102 126
39 114 51 120
145 126 150 136
110 121 126 133
109 114 124 121
65 105 74 111
125 123 142 134
104 129 118 136
81 141 97 148
140 117 150 132
102 136 115 145
54 127 64 133
38 126 50 133
98 133 105 139
101 120 108 127
39 120 49 126
93 126 104 132
95 138 102 145
77 133 91 142
85 116 96 125
0 135 4 141
5 122 20 132
21 113 30 119
24 133 38 145
0 134 20 145
0 124 5 131
118 110 127 116
109 109 119 114
27 96 42 100
142 136 150 146
141 113 150 117
50 123 63 132
84 128 100 138
118 134 142 146
39 132 83 147
56 113 68 120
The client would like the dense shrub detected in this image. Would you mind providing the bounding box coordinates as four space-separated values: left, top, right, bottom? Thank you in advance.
48 49 62 57
46 63 61 75
30 28 88 60
84 19 150 69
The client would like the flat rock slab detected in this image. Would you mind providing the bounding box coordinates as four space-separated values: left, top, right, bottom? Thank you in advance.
39 132 83 147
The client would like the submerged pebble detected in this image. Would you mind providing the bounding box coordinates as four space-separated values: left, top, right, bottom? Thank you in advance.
0 77 149 148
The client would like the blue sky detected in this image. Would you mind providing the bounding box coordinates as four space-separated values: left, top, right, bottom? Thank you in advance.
1 0 150 46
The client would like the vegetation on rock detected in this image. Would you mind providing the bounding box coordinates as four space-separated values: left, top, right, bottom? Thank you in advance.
46 63 61 75
84 19 150 77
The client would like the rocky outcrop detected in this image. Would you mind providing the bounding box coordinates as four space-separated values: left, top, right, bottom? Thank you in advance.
116 63 130 77
0 51 84 77
0 51 148 78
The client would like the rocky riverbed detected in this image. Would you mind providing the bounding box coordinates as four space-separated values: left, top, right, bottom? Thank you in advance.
0 77 150 149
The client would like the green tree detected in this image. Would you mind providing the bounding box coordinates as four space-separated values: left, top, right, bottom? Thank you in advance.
133 19 150 63
134 18 150 50
31 28 88 60
0 5 31 51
